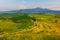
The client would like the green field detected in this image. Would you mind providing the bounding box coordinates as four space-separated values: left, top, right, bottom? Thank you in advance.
0 13 60 40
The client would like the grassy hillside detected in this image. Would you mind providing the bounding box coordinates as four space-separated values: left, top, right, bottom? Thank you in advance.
0 13 60 40
0 13 33 33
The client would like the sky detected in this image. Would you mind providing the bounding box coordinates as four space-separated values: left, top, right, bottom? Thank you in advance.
0 0 60 11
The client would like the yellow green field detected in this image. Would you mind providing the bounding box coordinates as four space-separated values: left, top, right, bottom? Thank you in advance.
0 13 60 40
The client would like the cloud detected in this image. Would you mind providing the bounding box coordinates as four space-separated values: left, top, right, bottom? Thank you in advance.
0 0 60 11
18 5 27 9
43 5 60 10
0 5 19 11
47 7 60 10
20 3 60 10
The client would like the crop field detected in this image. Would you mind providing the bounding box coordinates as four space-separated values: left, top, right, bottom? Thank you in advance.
0 13 60 40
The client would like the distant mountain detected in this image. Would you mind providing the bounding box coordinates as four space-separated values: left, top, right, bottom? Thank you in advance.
1 7 60 14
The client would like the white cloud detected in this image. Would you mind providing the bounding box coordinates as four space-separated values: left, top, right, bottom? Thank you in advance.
43 5 60 10
19 5 27 9
0 5 19 11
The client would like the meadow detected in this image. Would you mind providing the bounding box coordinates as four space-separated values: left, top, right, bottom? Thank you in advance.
0 13 60 40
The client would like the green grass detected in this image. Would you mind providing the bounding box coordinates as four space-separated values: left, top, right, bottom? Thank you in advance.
0 32 60 40
0 13 60 40
0 13 33 33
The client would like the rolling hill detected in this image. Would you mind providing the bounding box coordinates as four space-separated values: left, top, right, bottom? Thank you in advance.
0 13 60 40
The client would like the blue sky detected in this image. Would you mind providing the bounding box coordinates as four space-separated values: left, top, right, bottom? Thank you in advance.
0 0 60 11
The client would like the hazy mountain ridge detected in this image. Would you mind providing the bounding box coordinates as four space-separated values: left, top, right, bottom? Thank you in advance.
0 7 60 14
